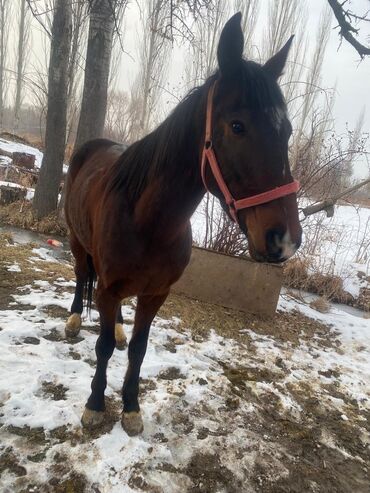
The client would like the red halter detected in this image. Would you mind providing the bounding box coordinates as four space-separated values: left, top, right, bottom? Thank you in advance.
201 81 300 223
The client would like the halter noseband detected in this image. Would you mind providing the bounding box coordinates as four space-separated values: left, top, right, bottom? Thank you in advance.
201 81 300 223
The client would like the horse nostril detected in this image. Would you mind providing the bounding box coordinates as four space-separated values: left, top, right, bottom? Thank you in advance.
265 229 284 258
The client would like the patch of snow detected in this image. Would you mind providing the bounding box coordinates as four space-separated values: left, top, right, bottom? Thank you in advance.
32 247 59 263
0 138 44 168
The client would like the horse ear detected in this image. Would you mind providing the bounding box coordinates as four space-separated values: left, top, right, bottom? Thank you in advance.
264 36 294 79
217 12 244 77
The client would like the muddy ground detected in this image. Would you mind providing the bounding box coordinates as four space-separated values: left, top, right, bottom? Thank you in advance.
0 233 369 492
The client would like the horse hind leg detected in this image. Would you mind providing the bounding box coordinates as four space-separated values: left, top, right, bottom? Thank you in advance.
121 292 168 436
65 235 90 338
115 304 127 350
82 287 119 428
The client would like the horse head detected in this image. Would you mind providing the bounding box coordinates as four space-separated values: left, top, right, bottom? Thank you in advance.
202 13 302 263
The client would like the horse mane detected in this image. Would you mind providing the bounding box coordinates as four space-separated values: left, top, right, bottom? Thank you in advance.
108 75 217 205
108 61 285 206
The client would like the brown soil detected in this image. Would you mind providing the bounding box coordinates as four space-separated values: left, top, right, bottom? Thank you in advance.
183 452 243 493
41 382 68 401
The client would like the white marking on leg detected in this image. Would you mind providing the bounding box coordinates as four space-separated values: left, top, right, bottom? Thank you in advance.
65 313 82 337
115 323 127 350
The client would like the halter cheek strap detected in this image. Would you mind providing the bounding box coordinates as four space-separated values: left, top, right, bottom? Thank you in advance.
201 81 300 224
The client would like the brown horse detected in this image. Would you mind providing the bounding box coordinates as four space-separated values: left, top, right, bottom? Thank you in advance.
64 13 302 436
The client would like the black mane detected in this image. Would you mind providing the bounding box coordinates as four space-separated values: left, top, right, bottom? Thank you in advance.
108 75 216 205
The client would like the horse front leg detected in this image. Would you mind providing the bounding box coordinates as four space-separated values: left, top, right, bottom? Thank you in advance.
122 292 168 436
81 287 119 428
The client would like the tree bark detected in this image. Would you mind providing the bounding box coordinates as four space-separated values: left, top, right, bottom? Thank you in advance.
74 0 115 150
14 0 27 131
0 0 9 129
32 0 72 219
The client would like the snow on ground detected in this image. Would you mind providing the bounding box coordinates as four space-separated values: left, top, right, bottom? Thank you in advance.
0 139 44 169
0 235 369 492
0 138 68 173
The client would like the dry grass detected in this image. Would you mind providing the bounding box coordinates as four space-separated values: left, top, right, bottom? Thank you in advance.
284 257 354 305
309 297 330 313
0 131 41 149
357 288 370 313
159 293 332 348
0 201 67 236
283 257 310 288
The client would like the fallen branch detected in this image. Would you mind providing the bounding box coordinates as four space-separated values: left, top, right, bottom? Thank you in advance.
302 177 370 217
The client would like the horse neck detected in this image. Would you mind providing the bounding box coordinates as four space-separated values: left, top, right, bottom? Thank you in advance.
135 91 207 235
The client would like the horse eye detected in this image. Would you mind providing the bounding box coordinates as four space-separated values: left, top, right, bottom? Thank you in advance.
231 121 245 134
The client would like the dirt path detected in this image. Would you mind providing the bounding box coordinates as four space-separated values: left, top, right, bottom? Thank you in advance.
0 233 369 492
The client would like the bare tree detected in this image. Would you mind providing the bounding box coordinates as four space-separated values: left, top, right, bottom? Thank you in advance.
234 0 259 57
128 0 173 141
32 0 72 219
0 0 10 129
65 0 89 143
290 7 332 168
74 0 127 150
104 89 135 142
264 0 302 58
14 0 31 131
185 0 228 87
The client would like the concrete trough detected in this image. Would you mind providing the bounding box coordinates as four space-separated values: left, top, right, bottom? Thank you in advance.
172 246 283 317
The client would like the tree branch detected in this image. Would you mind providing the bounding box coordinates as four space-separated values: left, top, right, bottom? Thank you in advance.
327 0 370 58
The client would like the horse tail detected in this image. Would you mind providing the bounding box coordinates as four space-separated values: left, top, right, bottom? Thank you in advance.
84 253 96 316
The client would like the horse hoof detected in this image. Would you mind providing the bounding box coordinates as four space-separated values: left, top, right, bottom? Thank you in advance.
81 407 105 428
115 323 127 350
121 411 144 436
65 313 82 338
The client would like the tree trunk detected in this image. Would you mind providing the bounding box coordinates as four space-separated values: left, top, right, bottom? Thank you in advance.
74 0 115 150
0 0 8 129
32 0 72 219
14 0 27 132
